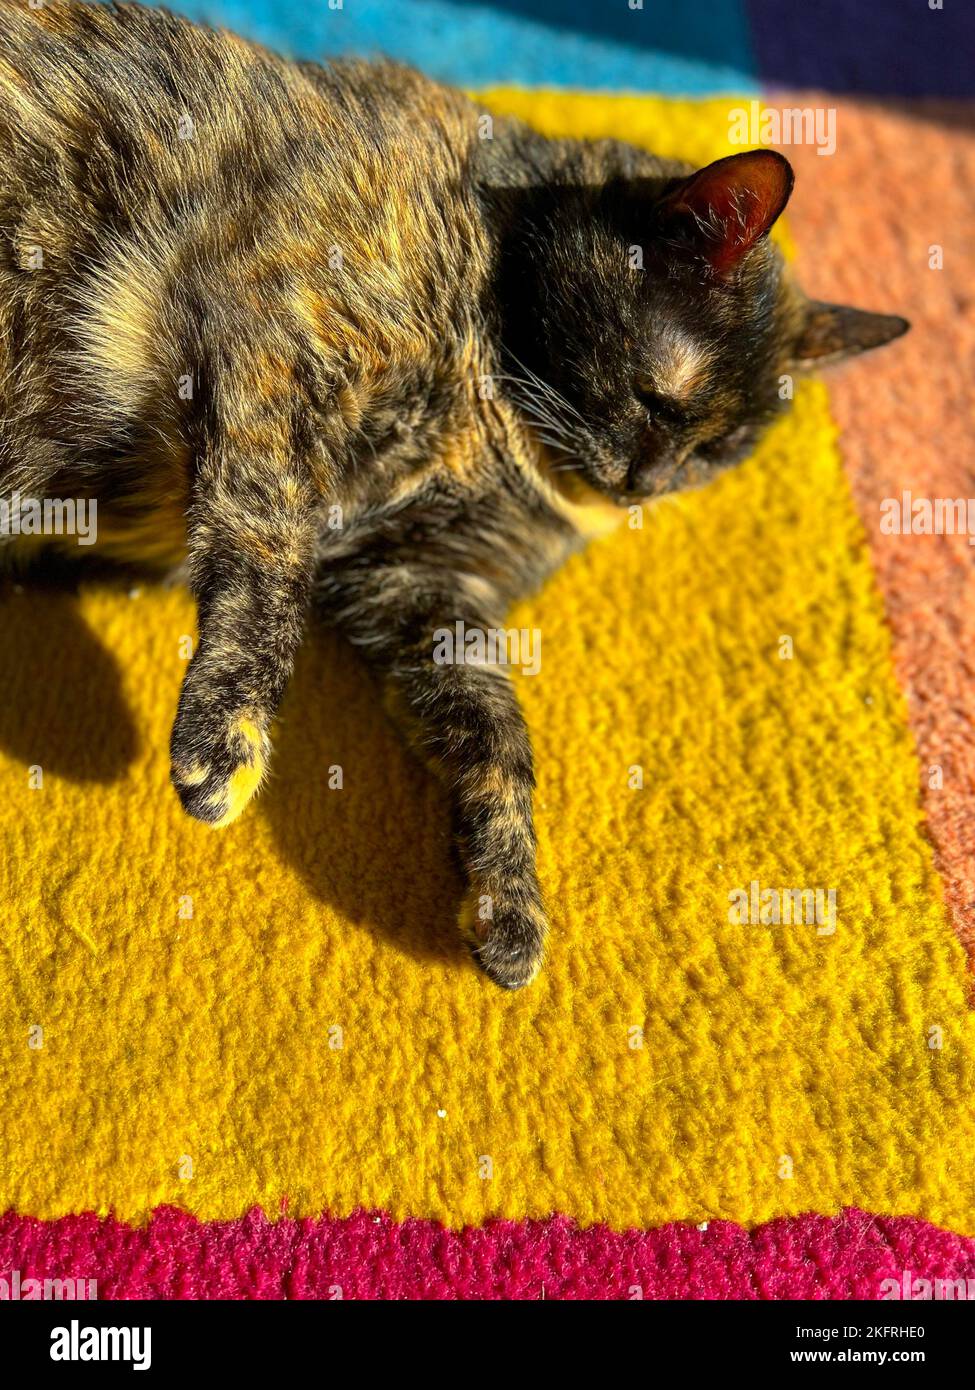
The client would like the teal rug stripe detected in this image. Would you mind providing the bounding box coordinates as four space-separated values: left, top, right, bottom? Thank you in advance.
161 0 760 94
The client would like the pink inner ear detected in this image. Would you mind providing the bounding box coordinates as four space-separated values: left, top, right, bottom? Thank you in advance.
665 151 794 276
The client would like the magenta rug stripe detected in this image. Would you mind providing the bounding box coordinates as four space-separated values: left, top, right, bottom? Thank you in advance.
2 1208 974 1299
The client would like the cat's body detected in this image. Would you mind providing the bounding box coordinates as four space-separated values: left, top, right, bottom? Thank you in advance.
0 1 908 986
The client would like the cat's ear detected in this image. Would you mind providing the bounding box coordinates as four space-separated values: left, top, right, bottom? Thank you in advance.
658 149 794 277
791 300 910 368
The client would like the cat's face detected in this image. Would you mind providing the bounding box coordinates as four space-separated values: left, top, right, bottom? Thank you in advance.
502 150 908 504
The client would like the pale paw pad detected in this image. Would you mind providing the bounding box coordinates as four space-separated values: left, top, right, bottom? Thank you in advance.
171 715 270 827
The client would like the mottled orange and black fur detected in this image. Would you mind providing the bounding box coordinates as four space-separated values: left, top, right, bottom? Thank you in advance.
0 1 908 986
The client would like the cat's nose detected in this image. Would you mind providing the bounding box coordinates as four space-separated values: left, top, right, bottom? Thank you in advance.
626 448 684 496
626 420 685 495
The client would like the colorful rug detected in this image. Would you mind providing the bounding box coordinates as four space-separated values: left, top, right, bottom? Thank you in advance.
2 3 973 1300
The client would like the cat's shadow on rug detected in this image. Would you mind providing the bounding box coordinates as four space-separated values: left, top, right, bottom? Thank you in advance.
0 580 139 782
0 578 468 968
260 618 471 969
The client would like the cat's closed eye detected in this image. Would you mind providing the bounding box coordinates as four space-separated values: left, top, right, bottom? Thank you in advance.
632 381 685 427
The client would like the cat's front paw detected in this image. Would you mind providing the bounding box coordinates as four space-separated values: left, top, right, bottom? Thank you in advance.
170 692 270 829
461 888 547 990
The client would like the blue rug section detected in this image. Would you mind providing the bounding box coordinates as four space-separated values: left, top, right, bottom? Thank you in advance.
162 0 759 93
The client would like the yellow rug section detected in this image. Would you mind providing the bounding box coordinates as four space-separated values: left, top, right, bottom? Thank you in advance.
2 94 974 1233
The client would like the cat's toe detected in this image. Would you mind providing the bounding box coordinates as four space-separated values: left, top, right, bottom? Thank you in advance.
463 897 546 990
170 711 269 828
474 929 544 990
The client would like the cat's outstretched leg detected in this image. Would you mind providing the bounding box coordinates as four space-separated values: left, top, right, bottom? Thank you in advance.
170 454 317 827
390 656 546 989
322 565 547 988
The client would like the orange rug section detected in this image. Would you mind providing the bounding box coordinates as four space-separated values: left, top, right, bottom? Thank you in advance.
772 97 975 962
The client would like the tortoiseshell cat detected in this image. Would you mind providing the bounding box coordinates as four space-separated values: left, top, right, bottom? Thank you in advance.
0 1 907 987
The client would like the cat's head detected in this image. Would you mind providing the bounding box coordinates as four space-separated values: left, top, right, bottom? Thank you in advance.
497 148 908 503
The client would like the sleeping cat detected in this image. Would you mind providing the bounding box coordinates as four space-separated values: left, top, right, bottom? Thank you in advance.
0 1 908 987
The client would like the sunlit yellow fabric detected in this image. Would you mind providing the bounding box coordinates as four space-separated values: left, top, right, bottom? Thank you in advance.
1 93 970 1232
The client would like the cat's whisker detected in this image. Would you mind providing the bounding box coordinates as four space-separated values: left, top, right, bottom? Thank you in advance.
503 349 588 428
532 433 579 458
516 414 579 454
496 376 565 419
527 428 580 457
513 404 568 435
500 379 582 454
516 410 576 442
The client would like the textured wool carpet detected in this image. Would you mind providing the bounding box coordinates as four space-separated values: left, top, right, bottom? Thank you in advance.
775 98 975 967
2 8 974 1300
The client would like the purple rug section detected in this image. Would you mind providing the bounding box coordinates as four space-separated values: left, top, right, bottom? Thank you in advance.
747 0 974 98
